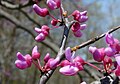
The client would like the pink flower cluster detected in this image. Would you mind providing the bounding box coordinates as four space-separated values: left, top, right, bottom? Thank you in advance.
32 0 88 42
59 47 85 75
89 33 120 76
71 10 88 37
35 25 50 42
15 46 59 72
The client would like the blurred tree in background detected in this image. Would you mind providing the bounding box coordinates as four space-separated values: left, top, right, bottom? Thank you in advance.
0 0 120 84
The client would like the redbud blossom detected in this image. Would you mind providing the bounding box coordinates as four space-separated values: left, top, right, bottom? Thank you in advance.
115 54 120 66
47 0 61 10
44 53 50 63
15 52 32 69
44 53 59 69
80 24 87 30
89 46 105 62
32 46 40 60
105 33 115 45
73 30 82 37
51 19 58 26
72 10 88 23
59 47 84 76
33 4 49 17
35 33 46 42
115 66 120 76
71 22 80 32
105 47 116 57
35 25 50 42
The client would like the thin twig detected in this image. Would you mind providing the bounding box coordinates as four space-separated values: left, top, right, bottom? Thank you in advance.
71 25 120 51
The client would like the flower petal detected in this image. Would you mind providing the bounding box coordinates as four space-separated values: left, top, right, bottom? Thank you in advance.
35 33 45 42
44 53 51 63
74 30 82 37
115 54 120 66
15 60 28 69
105 33 114 45
105 47 116 57
65 47 72 61
34 27 42 33
17 52 25 61
59 65 79 76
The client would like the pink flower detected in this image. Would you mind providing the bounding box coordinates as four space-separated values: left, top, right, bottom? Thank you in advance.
44 53 51 63
33 4 49 17
59 47 84 76
72 10 88 23
71 22 81 32
47 0 61 10
35 25 50 42
44 53 59 69
104 47 116 57
51 19 58 26
115 54 120 66
105 33 114 45
15 52 32 69
32 46 40 60
73 29 82 37
105 33 120 53
89 46 105 62
71 22 87 38
115 66 120 76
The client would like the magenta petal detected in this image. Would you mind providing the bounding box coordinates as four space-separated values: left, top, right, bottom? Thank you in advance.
35 33 45 42
105 47 116 57
59 65 79 76
93 49 105 62
71 22 80 32
105 33 114 45
15 60 28 69
79 16 88 23
32 46 38 55
60 60 70 67
89 46 97 54
35 27 42 33
74 30 82 37
44 53 51 63
80 24 87 30
115 66 120 76
24 54 32 67
17 52 25 61
33 4 49 17
80 11 87 16
115 54 120 66
47 0 57 10
50 58 59 69
65 47 72 61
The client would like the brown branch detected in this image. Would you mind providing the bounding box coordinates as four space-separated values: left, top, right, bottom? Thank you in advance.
0 8 59 53
71 25 120 51
0 0 35 9
38 3 72 84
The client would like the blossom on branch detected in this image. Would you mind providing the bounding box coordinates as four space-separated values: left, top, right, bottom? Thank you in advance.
35 25 50 42
47 0 61 10
33 4 49 17
15 52 32 69
59 47 84 76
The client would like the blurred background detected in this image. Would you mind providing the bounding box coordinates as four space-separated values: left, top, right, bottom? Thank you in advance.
0 0 120 84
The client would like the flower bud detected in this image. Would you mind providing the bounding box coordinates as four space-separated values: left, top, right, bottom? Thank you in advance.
105 47 116 57
73 30 82 37
47 0 61 10
51 19 58 26
33 4 49 17
32 46 40 60
35 33 45 42
71 22 80 32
